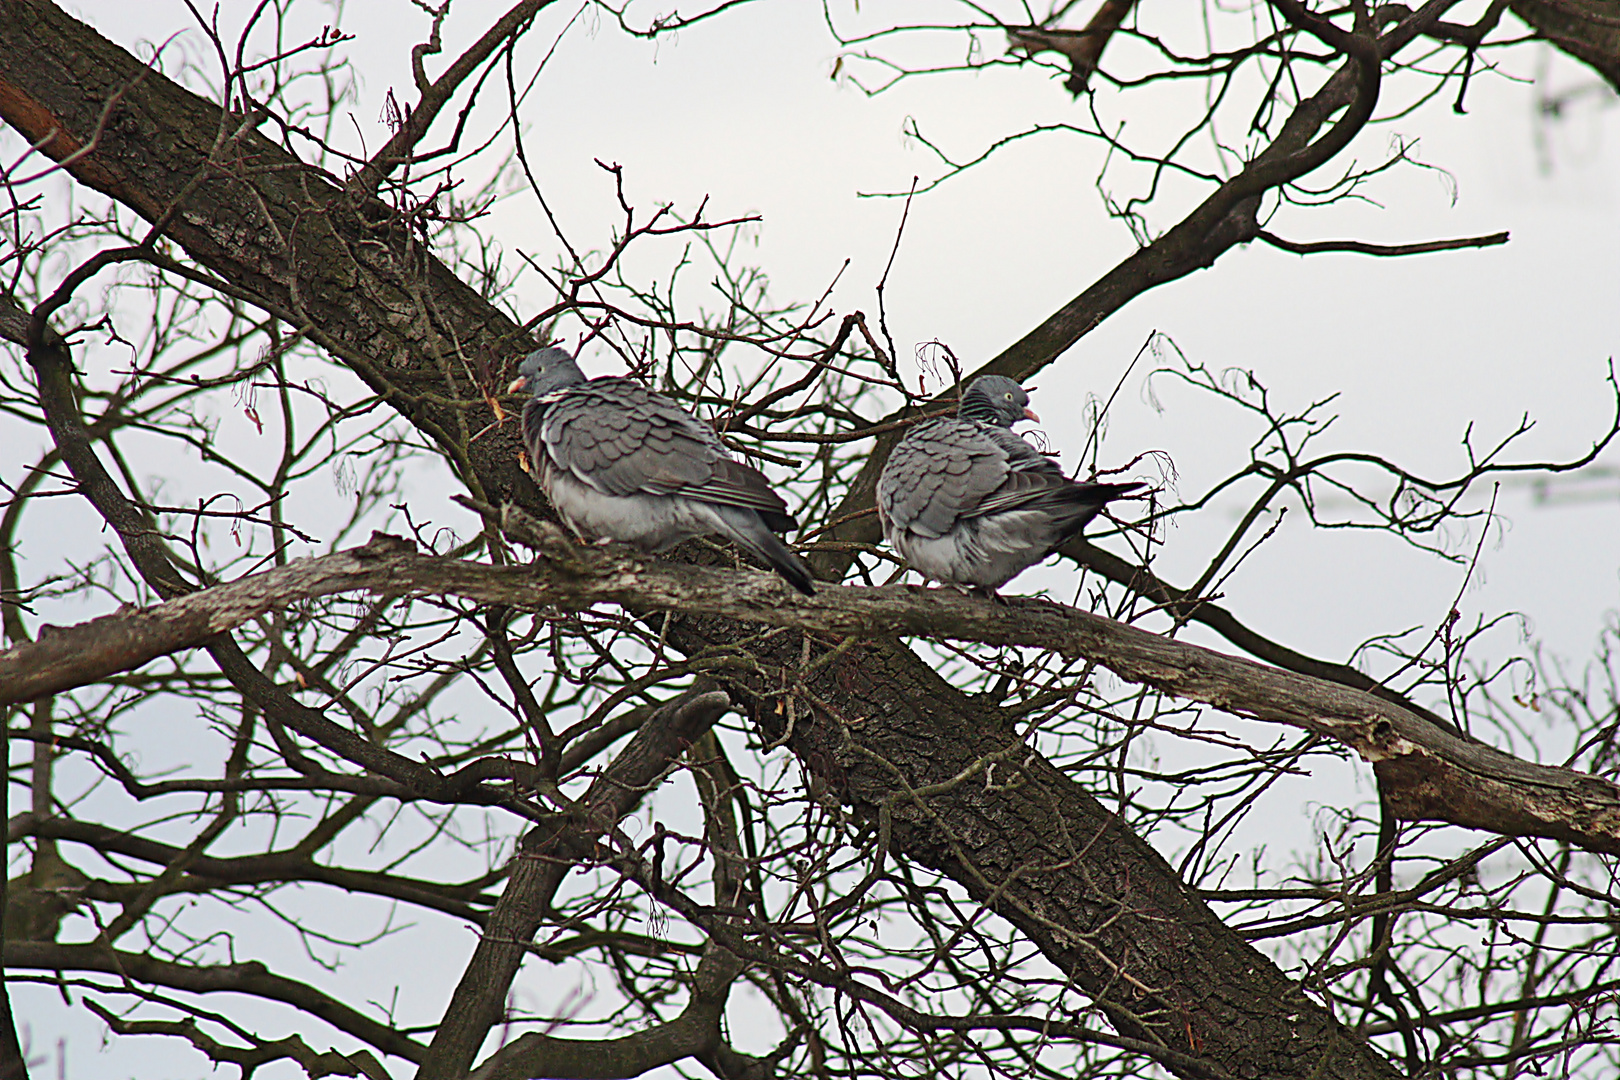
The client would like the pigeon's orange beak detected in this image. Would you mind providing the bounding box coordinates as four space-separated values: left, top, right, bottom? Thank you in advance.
507 376 527 395
1022 407 1041 422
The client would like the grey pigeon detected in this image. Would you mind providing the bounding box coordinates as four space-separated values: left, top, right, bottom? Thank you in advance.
877 375 1142 595
508 347 816 595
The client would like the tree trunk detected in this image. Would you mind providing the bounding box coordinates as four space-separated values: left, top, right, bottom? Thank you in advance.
0 3 1404 1077
1513 0 1620 91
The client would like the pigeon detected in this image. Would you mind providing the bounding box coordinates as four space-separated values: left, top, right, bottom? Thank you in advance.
508 347 816 595
877 374 1142 595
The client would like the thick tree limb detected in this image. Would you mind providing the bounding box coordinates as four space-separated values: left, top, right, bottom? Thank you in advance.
1512 0 1620 90
466 941 760 1080
5 529 1616 857
1060 538 1459 730
0 530 419 707
7 813 496 926
0 686 22 1080
419 689 735 1079
3 942 427 1062
0 6 1496 1078
1007 0 1139 96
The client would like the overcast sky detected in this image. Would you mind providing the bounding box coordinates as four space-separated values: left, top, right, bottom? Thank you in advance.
14 1 1620 1076
55 0 1620 660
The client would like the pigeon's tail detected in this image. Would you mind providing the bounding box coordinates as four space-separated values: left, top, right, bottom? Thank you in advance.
1048 480 1147 545
1074 481 1146 518
715 507 817 596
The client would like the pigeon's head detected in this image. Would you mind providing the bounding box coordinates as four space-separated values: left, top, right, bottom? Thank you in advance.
959 375 1039 428
508 347 587 398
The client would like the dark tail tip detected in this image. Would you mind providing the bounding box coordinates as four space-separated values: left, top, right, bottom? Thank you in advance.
760 531 817 595
776 554 817 596
722 508 817 595
732 514 816 595
1100 481 1147 501
1077 481 1147 511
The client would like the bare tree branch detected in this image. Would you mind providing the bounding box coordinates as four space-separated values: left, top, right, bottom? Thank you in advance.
350 0 555 194
3 942 426 1062
467 941 759 1080
422 688 735 1078
1256 228 1511 257
6 525 1617 857
5 6 1612 1079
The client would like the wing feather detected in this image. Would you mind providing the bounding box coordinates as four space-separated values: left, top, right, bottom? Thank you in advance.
533 377 795 527
879 418 1012 538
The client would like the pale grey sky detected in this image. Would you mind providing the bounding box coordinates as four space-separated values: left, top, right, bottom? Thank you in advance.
13 1 1620 1075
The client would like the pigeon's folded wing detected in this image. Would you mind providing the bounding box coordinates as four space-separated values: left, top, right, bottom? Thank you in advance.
879 417 1014 538
536 377 795 528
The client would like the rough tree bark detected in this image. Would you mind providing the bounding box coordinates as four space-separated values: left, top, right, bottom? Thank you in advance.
0 3 1583 1079
2 528 1617 859
1513 0 1620 90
